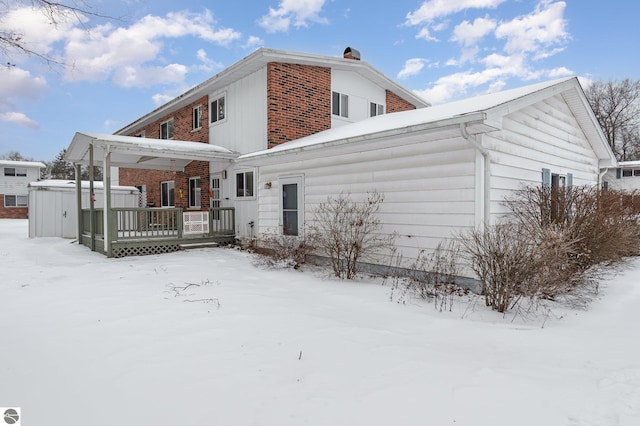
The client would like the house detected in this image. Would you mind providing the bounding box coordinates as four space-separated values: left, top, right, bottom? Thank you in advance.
237 77 616 270
602 161 640 190
0 160 46 219
113 47 428 235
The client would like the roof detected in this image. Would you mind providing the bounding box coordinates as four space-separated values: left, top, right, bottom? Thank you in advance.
0 160 46 169
239 77 616 167
65 132 238 170
115 47 430 136
29 180 139 192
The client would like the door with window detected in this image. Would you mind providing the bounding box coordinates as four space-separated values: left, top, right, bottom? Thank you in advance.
210 174 222 222
280 177 303 236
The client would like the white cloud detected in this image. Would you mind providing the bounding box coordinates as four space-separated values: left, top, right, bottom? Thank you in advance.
259 0 328 33
416 27 438 42
451 16 496 46
0 112 39 129
244 36 265 49
406 0 507 26
152 93 174 107
195 49 224 73
495 1 568 55
398 58 427 79
548 66 574 78
414 67 507 104
63 10 241 85
0 67 47 109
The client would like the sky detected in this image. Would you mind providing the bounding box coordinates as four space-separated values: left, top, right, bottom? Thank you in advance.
0 0 639 162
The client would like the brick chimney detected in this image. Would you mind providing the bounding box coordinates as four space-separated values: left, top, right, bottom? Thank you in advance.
343 46 361 60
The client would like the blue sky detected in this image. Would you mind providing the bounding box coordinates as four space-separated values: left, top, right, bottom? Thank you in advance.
1 0 638 161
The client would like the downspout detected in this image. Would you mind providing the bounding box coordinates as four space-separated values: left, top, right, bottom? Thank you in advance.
103 146 112 257
599 167 610 190
460 123 491 228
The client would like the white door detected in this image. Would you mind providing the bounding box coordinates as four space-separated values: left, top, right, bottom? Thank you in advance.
280 176 304 236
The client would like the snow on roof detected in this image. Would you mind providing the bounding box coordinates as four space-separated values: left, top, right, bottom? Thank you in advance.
240 77 576 160
29 179 139 192
618 161 640 168
0 160 47 168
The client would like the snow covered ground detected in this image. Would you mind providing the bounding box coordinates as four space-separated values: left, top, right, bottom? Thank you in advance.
1 219 639 426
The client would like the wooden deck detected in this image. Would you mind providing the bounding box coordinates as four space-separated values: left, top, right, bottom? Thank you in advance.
80 207 235 257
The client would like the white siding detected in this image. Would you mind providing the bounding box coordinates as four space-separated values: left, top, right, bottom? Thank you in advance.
1 166 41 196
486 94 601 220
209 68 267 154
331 69 387 127
256 137 477 263
603 168 640 191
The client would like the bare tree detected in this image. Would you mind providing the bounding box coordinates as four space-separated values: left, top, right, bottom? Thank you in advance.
1 0 118 65
585 79 640 161
0 150 31 161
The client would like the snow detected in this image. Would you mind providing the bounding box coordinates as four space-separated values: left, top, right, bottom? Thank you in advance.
1 219 639 426
28 179 138 192
240 77 575 159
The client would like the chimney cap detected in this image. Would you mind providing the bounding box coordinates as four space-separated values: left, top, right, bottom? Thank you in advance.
343 46 361 60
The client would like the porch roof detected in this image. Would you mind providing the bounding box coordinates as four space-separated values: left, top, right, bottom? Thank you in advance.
65 132 239 171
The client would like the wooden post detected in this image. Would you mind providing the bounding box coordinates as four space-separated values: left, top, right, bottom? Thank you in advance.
104 149 112 257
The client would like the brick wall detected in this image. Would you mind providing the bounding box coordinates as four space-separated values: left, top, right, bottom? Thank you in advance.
0 195 28 219
386 90 417 113
119 96 210 210
267 62 332 148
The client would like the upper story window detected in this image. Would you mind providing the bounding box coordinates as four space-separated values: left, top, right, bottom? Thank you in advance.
236 171 254 198
211 94 226 124
3 167 27 177
136 131 145 137
160 119 174 140
370 102 384 117
332 91 349 118
193 105 202 130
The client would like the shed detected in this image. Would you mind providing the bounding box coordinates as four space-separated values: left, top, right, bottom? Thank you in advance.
237 77 616 275
28 180 139 238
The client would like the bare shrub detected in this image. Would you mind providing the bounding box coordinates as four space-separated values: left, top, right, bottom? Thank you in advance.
308 191 395 279
504 186 640 270
390 240 467 312
254 232 309 270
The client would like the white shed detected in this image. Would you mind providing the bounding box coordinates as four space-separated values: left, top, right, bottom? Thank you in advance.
237 77 616 275
602 161 640 191
28 180 139 238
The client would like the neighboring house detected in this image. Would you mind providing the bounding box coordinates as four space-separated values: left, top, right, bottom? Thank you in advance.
114 47 428 235
237 77 616 269
602 161 640 191
0 160 46 219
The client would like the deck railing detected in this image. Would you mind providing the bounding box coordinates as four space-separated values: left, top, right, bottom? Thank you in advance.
80 207 235 242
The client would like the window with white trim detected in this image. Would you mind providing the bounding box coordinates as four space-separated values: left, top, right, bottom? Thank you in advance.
189 177 201 208
160 119 174 139
4 194 27 207
236 171 254 198
3 167 27 177
161 181 175 207
210 94 226 124
136 131 145 137
370 102 384 117
193 105 202 130
332 91 349 118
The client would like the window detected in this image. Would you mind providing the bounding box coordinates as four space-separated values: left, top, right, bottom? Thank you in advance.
4 195 27 207
210 94 226 123
370 102 384 117
3 167 27 177
161 181 175 207
236 171 254 198
332 91 349 118
623 169 633 177
193 105 202 130
160 119 174 139
136 131 145 137
634 170 640 177
189 177 201 208
280 176 303 236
